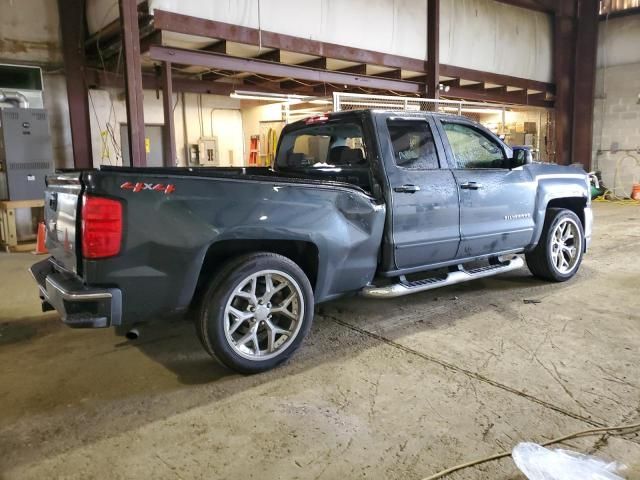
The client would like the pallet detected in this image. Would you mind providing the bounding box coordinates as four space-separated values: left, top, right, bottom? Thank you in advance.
0 199 44 253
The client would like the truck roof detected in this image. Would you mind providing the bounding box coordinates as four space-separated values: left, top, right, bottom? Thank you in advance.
287 108 467 129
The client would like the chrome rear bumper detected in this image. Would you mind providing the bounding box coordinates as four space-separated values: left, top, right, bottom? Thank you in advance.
30 258 122 328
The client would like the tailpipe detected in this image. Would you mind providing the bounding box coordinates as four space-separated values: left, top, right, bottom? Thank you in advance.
125 328 140 340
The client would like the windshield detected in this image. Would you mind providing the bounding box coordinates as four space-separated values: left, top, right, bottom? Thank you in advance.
276 122 367 170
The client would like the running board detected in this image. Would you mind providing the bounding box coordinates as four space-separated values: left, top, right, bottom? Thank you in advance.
360 256 525 299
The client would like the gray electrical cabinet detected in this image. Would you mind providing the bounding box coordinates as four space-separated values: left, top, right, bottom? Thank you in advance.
0 108 54 201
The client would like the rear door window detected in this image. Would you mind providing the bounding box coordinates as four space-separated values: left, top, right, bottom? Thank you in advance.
387 119 440 169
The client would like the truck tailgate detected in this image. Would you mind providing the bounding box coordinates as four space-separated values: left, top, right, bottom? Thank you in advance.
44 172 82 273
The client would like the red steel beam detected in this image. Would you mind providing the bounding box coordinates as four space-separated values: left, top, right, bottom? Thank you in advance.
427 0 440 98
119 0 146 167
440 64 555 94
148 45 423 94
571 0 599 170
57 0 93 168
152 9 428 72
553 13 576 165
445 86 553 108
161 62 177 166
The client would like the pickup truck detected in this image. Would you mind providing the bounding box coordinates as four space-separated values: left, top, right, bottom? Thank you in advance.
31 109 593 373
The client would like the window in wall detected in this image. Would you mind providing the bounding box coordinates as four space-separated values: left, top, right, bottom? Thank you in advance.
276 122 366 169
442 122 506 169
387 120 439 169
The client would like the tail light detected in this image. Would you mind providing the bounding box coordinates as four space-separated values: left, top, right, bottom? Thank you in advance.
81 195 123 259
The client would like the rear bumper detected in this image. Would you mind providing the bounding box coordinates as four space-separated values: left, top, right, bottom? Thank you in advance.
29 258 122 328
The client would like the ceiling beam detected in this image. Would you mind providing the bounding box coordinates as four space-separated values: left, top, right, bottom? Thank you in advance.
492 0 559 14
445 85 553 108
152 9 428 72
297 57 327 69
148 45 424 94
440 64 555 94
373 69 402 79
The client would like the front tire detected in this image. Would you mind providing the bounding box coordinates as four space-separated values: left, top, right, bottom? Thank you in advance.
197 252 314 374
526 208 584 282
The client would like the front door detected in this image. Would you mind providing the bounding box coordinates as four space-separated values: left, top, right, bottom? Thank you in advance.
381 116 461 270
437 119 536 259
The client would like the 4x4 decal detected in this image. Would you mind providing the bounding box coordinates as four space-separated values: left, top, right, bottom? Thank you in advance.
120 182 175 195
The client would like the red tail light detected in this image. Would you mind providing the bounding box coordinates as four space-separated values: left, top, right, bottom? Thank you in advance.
82 195 123 259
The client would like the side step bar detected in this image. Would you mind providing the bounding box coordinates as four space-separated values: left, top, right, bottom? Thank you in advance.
360 256 525 299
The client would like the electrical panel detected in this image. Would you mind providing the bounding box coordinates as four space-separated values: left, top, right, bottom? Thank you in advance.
0 108 54 201
198 137 219 166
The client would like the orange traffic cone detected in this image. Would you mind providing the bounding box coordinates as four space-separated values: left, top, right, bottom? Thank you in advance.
34 222 48 255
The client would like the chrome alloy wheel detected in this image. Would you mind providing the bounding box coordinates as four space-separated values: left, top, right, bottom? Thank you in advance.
550 218 581 274
223 269 305 361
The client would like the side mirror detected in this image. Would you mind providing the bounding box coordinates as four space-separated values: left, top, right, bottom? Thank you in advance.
510 147 533 168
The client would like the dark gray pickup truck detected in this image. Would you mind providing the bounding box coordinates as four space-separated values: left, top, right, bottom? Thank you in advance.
31 110 592 373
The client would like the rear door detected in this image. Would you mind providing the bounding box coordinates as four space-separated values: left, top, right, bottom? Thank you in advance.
436 118 536 259
379 115 460 270
44 172 82 273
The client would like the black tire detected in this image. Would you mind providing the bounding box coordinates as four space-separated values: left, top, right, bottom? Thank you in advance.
197 252 314 374
526 208 584 282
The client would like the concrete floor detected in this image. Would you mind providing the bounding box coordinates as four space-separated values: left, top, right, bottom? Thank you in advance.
1 202 639 479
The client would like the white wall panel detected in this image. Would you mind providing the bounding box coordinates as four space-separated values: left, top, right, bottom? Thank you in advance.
440 0 552 82
86 0 553 82
597 15 640 68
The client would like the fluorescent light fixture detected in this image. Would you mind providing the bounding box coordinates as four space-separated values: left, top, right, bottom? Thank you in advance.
442 106 504 114
230 90 332 105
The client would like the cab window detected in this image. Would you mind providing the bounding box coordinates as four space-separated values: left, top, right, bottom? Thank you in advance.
387 119 439 170
276 122 367 169
442 122 507 169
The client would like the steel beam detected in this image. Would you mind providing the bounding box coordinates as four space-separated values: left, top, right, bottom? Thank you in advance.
553 13 576 165
427 0 440 98
119 0 146 167
445 86 553 108
57 0 93 169
571 0 599 170
152 9 428 72
440 64 555 94
148 46 423 94
161 62 176 167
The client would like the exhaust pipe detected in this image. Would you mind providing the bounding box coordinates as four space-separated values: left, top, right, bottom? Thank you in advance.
125 328 140 340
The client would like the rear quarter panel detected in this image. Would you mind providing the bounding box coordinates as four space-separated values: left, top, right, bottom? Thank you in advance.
82 170 385 323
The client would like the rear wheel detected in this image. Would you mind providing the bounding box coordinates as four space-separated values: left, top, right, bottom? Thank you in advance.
526 208 584 282
197 252 314 373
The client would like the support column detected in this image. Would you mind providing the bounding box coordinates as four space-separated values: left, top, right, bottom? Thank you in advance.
57 0 93 168
161 62 177 167
119 0 146 166
427 0 440 99
571 0 599 170
553 13 576 165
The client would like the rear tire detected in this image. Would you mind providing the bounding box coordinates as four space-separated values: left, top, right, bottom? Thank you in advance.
526 208 584 282
197 252 314 374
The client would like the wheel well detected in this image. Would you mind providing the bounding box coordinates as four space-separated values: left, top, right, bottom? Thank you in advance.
190 239 319 309
547 197 586 228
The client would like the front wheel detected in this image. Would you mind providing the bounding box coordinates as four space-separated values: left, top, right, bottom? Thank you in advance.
197 252 314 374
526 208 584 282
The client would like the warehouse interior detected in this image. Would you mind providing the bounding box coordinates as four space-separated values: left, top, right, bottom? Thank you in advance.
1 0 640 478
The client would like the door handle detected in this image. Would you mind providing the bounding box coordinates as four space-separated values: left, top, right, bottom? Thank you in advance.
394 184 421 193
459 181 483 190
